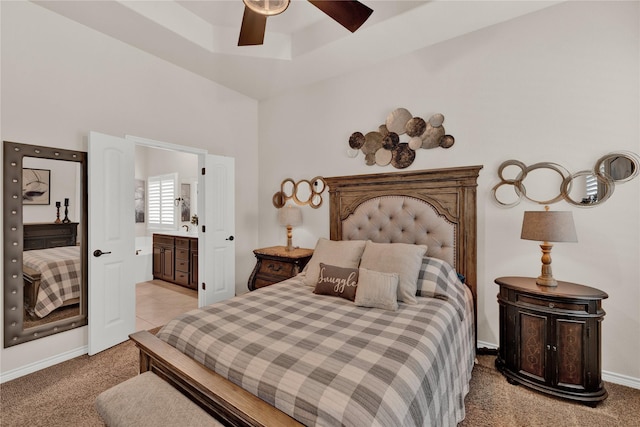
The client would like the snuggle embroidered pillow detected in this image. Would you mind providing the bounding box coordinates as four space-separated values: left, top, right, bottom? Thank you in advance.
302 238 366 287
314 263 359 301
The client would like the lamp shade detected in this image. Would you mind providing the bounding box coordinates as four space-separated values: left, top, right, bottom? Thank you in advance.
278 205 302 227
521 210 577 243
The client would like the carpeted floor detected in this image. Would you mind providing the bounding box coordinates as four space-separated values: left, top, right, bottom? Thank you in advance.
460 356 640 427
1 341 639 426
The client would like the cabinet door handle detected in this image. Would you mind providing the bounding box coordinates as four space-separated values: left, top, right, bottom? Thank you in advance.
546 345 551 350
549 302 555 308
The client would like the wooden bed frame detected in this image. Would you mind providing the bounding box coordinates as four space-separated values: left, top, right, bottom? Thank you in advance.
129 165 482 427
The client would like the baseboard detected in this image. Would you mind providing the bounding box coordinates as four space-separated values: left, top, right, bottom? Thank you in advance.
603 370 640 390
0 345 88 384
476 341 640 390
477 340 498 354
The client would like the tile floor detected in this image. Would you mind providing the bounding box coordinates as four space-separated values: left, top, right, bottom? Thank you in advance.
135 280 198 332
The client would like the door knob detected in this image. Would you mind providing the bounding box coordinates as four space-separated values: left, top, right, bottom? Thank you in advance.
226 236 235 241
93 249 112 257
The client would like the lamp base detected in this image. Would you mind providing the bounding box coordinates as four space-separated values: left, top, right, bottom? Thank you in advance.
535 276 558 287
536 242 558 287
285 226 294 251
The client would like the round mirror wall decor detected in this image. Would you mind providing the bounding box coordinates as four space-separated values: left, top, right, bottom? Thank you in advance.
493 151 640 208
272 176 327 209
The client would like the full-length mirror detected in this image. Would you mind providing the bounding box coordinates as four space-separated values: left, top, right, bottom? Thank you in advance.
3 141 88 348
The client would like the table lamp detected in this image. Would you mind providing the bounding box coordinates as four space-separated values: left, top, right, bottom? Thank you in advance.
278 205 302 251
521 206 577 287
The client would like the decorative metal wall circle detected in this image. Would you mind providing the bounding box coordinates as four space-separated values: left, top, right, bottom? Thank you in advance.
272 176 327 209
491 160 526 208
519 162 571 205
347 107 456 169
561 170 614 207
493 152 639 208
594 151 640 183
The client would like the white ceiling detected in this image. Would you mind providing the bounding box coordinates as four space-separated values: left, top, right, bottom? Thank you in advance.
33 0 563 100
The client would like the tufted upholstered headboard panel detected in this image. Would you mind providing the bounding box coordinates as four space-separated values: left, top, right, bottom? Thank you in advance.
340 196 456 266
325 166 482 315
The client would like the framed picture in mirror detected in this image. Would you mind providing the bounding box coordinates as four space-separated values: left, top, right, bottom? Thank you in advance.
22 168 50 205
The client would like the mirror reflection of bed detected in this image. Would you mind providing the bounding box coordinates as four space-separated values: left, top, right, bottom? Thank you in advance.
21 157 83 330
22 224 81 329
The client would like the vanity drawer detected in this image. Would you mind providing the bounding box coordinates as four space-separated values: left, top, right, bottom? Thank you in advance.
175 248 189 260
175 271 189 286
175 259 189 272
153 235 174 247
175 238 190 250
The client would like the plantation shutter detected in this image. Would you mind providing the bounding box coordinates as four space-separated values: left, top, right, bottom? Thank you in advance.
147 173 177 230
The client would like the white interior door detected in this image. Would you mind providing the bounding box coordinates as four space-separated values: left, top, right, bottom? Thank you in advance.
88 132 135 355
199 154 235 307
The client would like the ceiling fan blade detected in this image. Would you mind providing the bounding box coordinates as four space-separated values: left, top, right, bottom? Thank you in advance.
238 6 267 46
307 0 373 33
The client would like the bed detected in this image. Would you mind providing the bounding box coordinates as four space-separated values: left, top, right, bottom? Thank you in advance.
130 165 482 427
22 245 81 318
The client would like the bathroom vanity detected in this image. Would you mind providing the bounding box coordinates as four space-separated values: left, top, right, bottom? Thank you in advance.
152 233 198 290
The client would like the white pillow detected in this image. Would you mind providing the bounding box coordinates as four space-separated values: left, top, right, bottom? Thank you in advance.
359 241 428 304
354 268 399 311
302 238 367 287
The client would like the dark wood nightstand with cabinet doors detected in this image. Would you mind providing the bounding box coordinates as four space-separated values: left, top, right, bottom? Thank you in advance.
495 276 608 406
248 246 313 291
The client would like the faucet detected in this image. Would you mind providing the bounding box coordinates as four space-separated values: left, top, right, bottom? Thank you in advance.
182 225 189 232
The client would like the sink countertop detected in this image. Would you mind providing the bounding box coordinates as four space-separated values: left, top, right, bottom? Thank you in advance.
153 230 198 238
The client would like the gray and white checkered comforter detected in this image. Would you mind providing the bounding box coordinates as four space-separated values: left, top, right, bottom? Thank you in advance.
157 274 475 426
22 246 81 318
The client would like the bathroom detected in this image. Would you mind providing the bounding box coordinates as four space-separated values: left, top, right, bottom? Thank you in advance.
133 145 199 330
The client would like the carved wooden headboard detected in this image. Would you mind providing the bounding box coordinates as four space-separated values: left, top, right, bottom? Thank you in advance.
325 165 483 312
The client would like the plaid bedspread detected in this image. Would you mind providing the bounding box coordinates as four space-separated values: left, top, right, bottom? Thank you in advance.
158 274 475 426
23 246 81 318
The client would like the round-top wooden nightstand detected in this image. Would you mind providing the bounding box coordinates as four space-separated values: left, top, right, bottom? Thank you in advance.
495 276 608 406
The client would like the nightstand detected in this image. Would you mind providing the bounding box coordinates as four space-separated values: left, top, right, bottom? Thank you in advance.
248 246 313 291
495 276 608 406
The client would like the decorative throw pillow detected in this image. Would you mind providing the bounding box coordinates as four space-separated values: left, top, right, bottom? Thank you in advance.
359 241 427 304
302 238 366 287
314 263 359 301
354 268 399 311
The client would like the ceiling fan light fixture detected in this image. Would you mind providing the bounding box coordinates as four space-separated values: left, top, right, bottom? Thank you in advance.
243 0 290 16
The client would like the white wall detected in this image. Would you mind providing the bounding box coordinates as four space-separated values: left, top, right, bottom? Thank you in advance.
1 1 259 378
257 2 640 384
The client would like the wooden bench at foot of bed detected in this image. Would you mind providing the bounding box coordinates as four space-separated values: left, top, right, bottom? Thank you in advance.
96 371 223 427
129 330 303 427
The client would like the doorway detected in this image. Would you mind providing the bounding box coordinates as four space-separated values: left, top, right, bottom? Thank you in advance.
133 143 199 331
87 132 236 355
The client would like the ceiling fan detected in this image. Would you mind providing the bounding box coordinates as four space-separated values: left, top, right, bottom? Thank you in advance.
238 0 373 46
